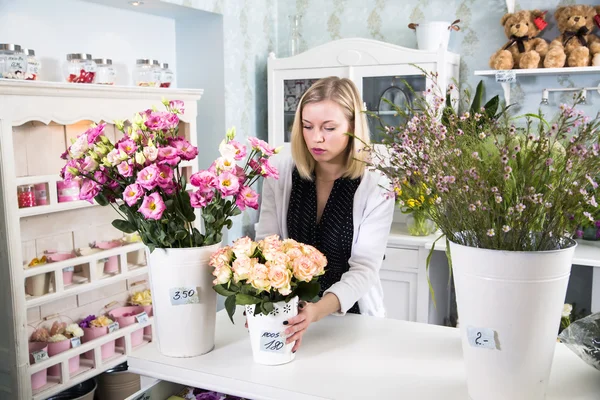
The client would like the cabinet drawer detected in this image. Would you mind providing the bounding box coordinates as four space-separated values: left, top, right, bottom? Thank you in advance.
125 379 186 400
382 247 418 271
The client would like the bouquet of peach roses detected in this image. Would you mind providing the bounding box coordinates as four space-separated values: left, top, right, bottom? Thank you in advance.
211 235 327 321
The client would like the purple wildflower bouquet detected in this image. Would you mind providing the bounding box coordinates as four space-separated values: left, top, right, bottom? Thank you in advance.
59 99 279 252
364 72 600 251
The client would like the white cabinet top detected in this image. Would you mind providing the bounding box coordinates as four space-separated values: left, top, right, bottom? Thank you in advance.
128 311 600 400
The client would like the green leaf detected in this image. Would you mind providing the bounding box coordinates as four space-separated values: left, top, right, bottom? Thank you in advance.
214 284 236 297
226 219 233 229
180 191 196 222
426 234 445 309
231 208 242 217
470 80 484 113
236 293 261 305
224 295 236 324
174 230 188 240
112 219 137 234
295 281 320 301
203 213 216 224
165 199 175 211
94 193 109 206
484 95 499 119
180 174 187 190
262 301 274 314
147 244 156 253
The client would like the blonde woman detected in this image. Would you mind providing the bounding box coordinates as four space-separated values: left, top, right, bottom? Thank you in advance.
255 77 395 352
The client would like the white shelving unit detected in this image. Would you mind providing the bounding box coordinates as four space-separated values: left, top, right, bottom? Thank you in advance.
0 79 203 399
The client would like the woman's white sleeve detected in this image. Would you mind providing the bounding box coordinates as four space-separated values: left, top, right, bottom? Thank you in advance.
255 178 281 240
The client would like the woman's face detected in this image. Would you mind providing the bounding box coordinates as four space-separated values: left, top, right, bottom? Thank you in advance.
301 100 351 164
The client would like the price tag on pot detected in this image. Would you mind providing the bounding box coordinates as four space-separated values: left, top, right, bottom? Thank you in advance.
108 321 120 333
32 349 49 364
467 326 497 350
169 287 200 305
260 331 286 354
70 337 81 348
495 70 516 83
63 266 75 272
135 311 149 325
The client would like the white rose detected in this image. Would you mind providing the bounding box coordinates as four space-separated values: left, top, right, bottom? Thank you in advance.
69 134 89 159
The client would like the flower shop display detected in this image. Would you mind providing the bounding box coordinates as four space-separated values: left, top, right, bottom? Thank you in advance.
59 100 280 357
129 285 153 335
25 256 51 296
46 321 84 376
108 305 147 348
44 250 77 285
28 340 48 390
362 70 600 400
79 315 117 360
94 240 122 274
393 180 437 236
559 311 600 371
212 235 326 365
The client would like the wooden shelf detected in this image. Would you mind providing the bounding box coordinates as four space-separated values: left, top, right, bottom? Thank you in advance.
474 66 600 77
19 199 100 218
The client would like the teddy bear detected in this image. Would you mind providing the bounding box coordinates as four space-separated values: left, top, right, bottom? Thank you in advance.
544 5 600 68
489 10 549 70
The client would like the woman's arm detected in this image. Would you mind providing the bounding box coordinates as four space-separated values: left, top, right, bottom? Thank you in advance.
255 177 281 240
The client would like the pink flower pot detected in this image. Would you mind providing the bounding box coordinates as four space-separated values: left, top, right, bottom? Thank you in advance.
63 269 74 285
47 339 80 377
44 251 76 286
104 256 119 274
82 326 115 360
109 306 144 348
96 240 121 250
29 342 48 390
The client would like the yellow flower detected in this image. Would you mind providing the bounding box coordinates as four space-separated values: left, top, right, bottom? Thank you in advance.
28 256 47 267
419 195 425 203
91 316 113 328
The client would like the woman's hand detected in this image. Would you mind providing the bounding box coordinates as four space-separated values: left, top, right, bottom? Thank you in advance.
284 301 318 352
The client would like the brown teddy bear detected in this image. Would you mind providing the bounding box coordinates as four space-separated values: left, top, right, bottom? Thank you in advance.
544 5 600 68
489 10 549 70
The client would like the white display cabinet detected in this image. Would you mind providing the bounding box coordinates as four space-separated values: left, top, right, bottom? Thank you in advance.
267 38 460 149
0 79 202 399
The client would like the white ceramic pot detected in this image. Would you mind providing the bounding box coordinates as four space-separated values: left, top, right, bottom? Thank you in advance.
147 244 219 357
246 296 299 365
450 239 575 400
415 21 451 51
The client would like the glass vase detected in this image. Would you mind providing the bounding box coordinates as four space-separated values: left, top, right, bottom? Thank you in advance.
406 212 435 236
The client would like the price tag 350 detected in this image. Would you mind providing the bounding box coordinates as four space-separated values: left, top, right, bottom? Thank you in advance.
169 287 200 306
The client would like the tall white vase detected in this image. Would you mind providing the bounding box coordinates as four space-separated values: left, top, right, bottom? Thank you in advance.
450 240 575 400
246 296 298 365
147 244 220 357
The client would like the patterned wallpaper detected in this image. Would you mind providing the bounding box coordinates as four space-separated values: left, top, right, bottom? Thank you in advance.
163 0 598 240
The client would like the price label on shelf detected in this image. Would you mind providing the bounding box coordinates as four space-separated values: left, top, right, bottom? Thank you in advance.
63 266 75 272
135 312 149 325
494 70 516 83
169 287 200 306
108 321 120 333
259 331 286 354
467 326 497 350
70 337 81 348
31 349 49 364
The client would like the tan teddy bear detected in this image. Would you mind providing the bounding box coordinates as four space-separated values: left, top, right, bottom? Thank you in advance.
544 5 600 68
489 10 549 70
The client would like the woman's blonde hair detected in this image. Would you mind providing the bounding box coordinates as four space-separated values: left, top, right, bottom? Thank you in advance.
291 76 370 180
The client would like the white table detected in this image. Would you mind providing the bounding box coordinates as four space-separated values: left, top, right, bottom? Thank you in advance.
128 311 600 400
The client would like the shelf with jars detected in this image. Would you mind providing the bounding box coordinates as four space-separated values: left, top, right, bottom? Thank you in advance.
0 79 202 399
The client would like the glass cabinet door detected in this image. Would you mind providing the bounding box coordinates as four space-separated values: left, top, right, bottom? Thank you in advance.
353 65 431 144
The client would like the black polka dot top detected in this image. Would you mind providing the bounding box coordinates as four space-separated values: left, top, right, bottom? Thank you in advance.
287 167 361 314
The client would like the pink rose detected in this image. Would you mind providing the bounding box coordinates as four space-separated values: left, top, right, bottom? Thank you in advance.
209 247 233 269
123 183 144 206
292 256 319 282
138 192 166 220
190 170 217 190
79 179 100 203
249 262 271 293
190 189 214 208
212 264 232 285
217 171 240 197
248 136 276 156
235 186 259 211
136 165 159 190
117 161 134 178
267 262 292 296
156 164 174 189
232 256 255 283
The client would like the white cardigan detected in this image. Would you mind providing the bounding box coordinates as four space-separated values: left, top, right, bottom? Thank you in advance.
255 156 395 317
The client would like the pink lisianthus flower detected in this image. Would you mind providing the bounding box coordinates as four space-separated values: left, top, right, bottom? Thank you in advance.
117 138 138 155
217 171 240 197
190 188 214 208
156 164 174 189
190 170 217 190
138 192 166 220
60 159 80 181
85 123 106 145
81 156 99 173
117 161 134 178
136 164 160 190
215 156 236 172
79 179 100 203
162 181 178 195
234 165 246 182
168 100 185 114
248 137 276 156
229 140 247 160
236 186 259 211
123 183 144 206
250 158 279 179
94 169 109 185
143 146 158 162
107 179 120 191
157 146 181 166
169 138 198 161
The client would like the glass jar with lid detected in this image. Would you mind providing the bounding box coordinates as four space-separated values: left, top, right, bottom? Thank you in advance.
133 59 161 87
65 53 96 83
159 62 174 88
93 58 116 85
23 49 41 81
0 44 27 80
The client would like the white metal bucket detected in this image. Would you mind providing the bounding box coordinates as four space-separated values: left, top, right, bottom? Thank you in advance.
415 21 451 51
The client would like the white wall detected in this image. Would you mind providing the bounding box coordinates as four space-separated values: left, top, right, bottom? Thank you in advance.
0 0 177 86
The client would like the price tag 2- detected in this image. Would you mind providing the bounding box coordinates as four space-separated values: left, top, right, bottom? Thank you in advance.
467 326 497 350
70 336 81 348
495 70 516 83
135 312 149 325
169 287 200 306
32 349 49 364
259 331 286 354
108 321 120 333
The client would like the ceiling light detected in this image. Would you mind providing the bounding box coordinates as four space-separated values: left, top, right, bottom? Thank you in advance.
129 1 143 6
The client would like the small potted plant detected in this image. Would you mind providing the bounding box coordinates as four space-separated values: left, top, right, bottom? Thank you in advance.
28 327 49 390
79 314 116 360
212 235 326 365
47 320 83 376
